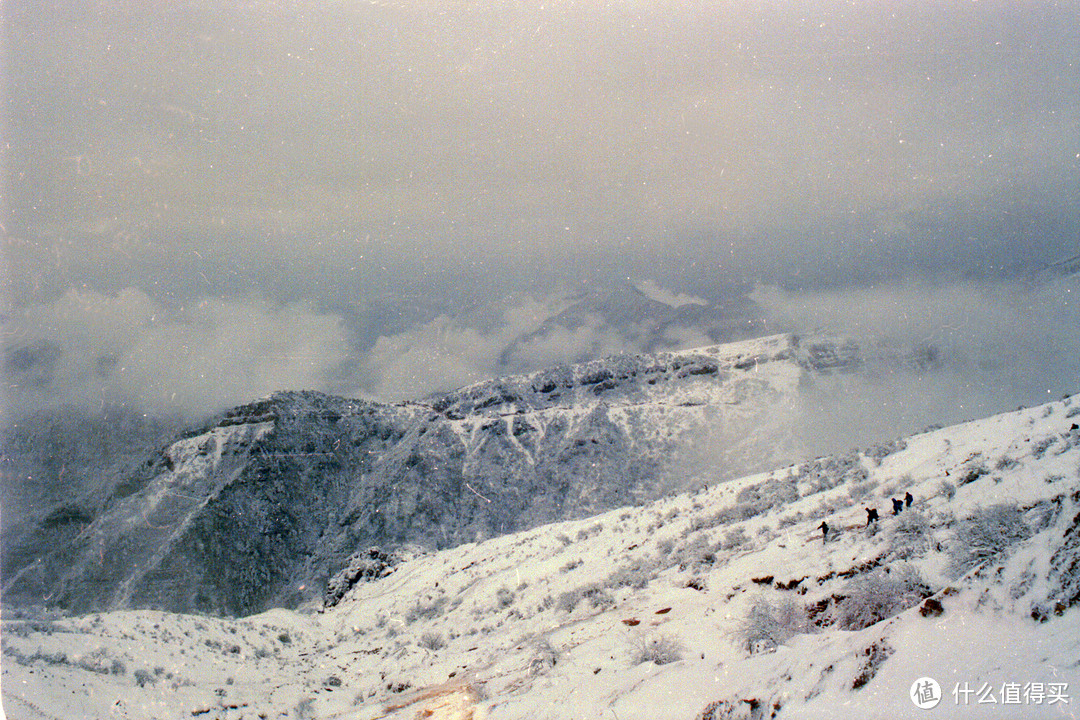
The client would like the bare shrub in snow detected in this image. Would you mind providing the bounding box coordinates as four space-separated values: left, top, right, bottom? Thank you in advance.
1032 437 1058 460
939 480 956 501
835 564 930 631
133 668 156 687
738 594 805 655
630 633 683 666
528 638 559 676
777 512 803 529
995 455 1020 471
405 595 448 624
495 587 515 609
655 537 675 556
947 503 1032 578
418 631 445 651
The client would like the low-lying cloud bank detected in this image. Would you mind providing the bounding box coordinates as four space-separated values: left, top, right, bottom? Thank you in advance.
750 277 1080 450
4 288 353 420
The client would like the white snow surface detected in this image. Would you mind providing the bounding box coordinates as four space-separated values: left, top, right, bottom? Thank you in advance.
5 396 1080 719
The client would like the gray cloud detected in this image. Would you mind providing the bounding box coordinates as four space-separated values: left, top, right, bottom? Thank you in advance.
4 0 1080 423
7 0 1079 287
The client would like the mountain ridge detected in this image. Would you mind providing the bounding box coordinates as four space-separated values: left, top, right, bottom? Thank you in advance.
2 333 928 617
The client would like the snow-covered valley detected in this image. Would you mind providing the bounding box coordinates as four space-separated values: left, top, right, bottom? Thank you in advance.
5 391 1080 719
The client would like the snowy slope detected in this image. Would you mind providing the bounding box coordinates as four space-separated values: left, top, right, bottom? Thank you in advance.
4 394 1079 719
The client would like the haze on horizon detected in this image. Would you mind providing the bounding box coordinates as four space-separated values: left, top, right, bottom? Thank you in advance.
3 0 1080 425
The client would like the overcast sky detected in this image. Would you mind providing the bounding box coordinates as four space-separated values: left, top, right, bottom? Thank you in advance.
3 0 1080 420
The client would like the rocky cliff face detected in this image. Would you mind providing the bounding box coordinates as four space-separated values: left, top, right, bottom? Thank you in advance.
2 333 880 617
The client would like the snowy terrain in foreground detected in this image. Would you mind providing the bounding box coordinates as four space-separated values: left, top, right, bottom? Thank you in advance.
4 395 1080 719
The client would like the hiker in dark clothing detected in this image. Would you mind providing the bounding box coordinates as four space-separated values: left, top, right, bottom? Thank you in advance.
905 491 914 508
818 520 829 543
892 498 904 515
866 507 879 526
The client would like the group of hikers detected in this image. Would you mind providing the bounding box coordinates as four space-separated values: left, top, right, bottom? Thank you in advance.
817 491 913 543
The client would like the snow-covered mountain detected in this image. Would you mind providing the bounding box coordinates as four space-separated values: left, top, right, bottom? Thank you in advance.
2 334 907 617
3 390 1079 719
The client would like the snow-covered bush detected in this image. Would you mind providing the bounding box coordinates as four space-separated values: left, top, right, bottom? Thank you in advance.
835 564 930 631
673 534 720 569
721 526 749 551
557 583 614 613
887 510 932 559
797 452 866 495
852 640 894 690
737 594 804 655
947 503 1032 578
605 559 655 590
630 633 683 665
847 481 874 502
735 477 800 515
777 512 803 529
560 558 583 573
957 463 989 486
939 480 956 501
865 438 907 466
